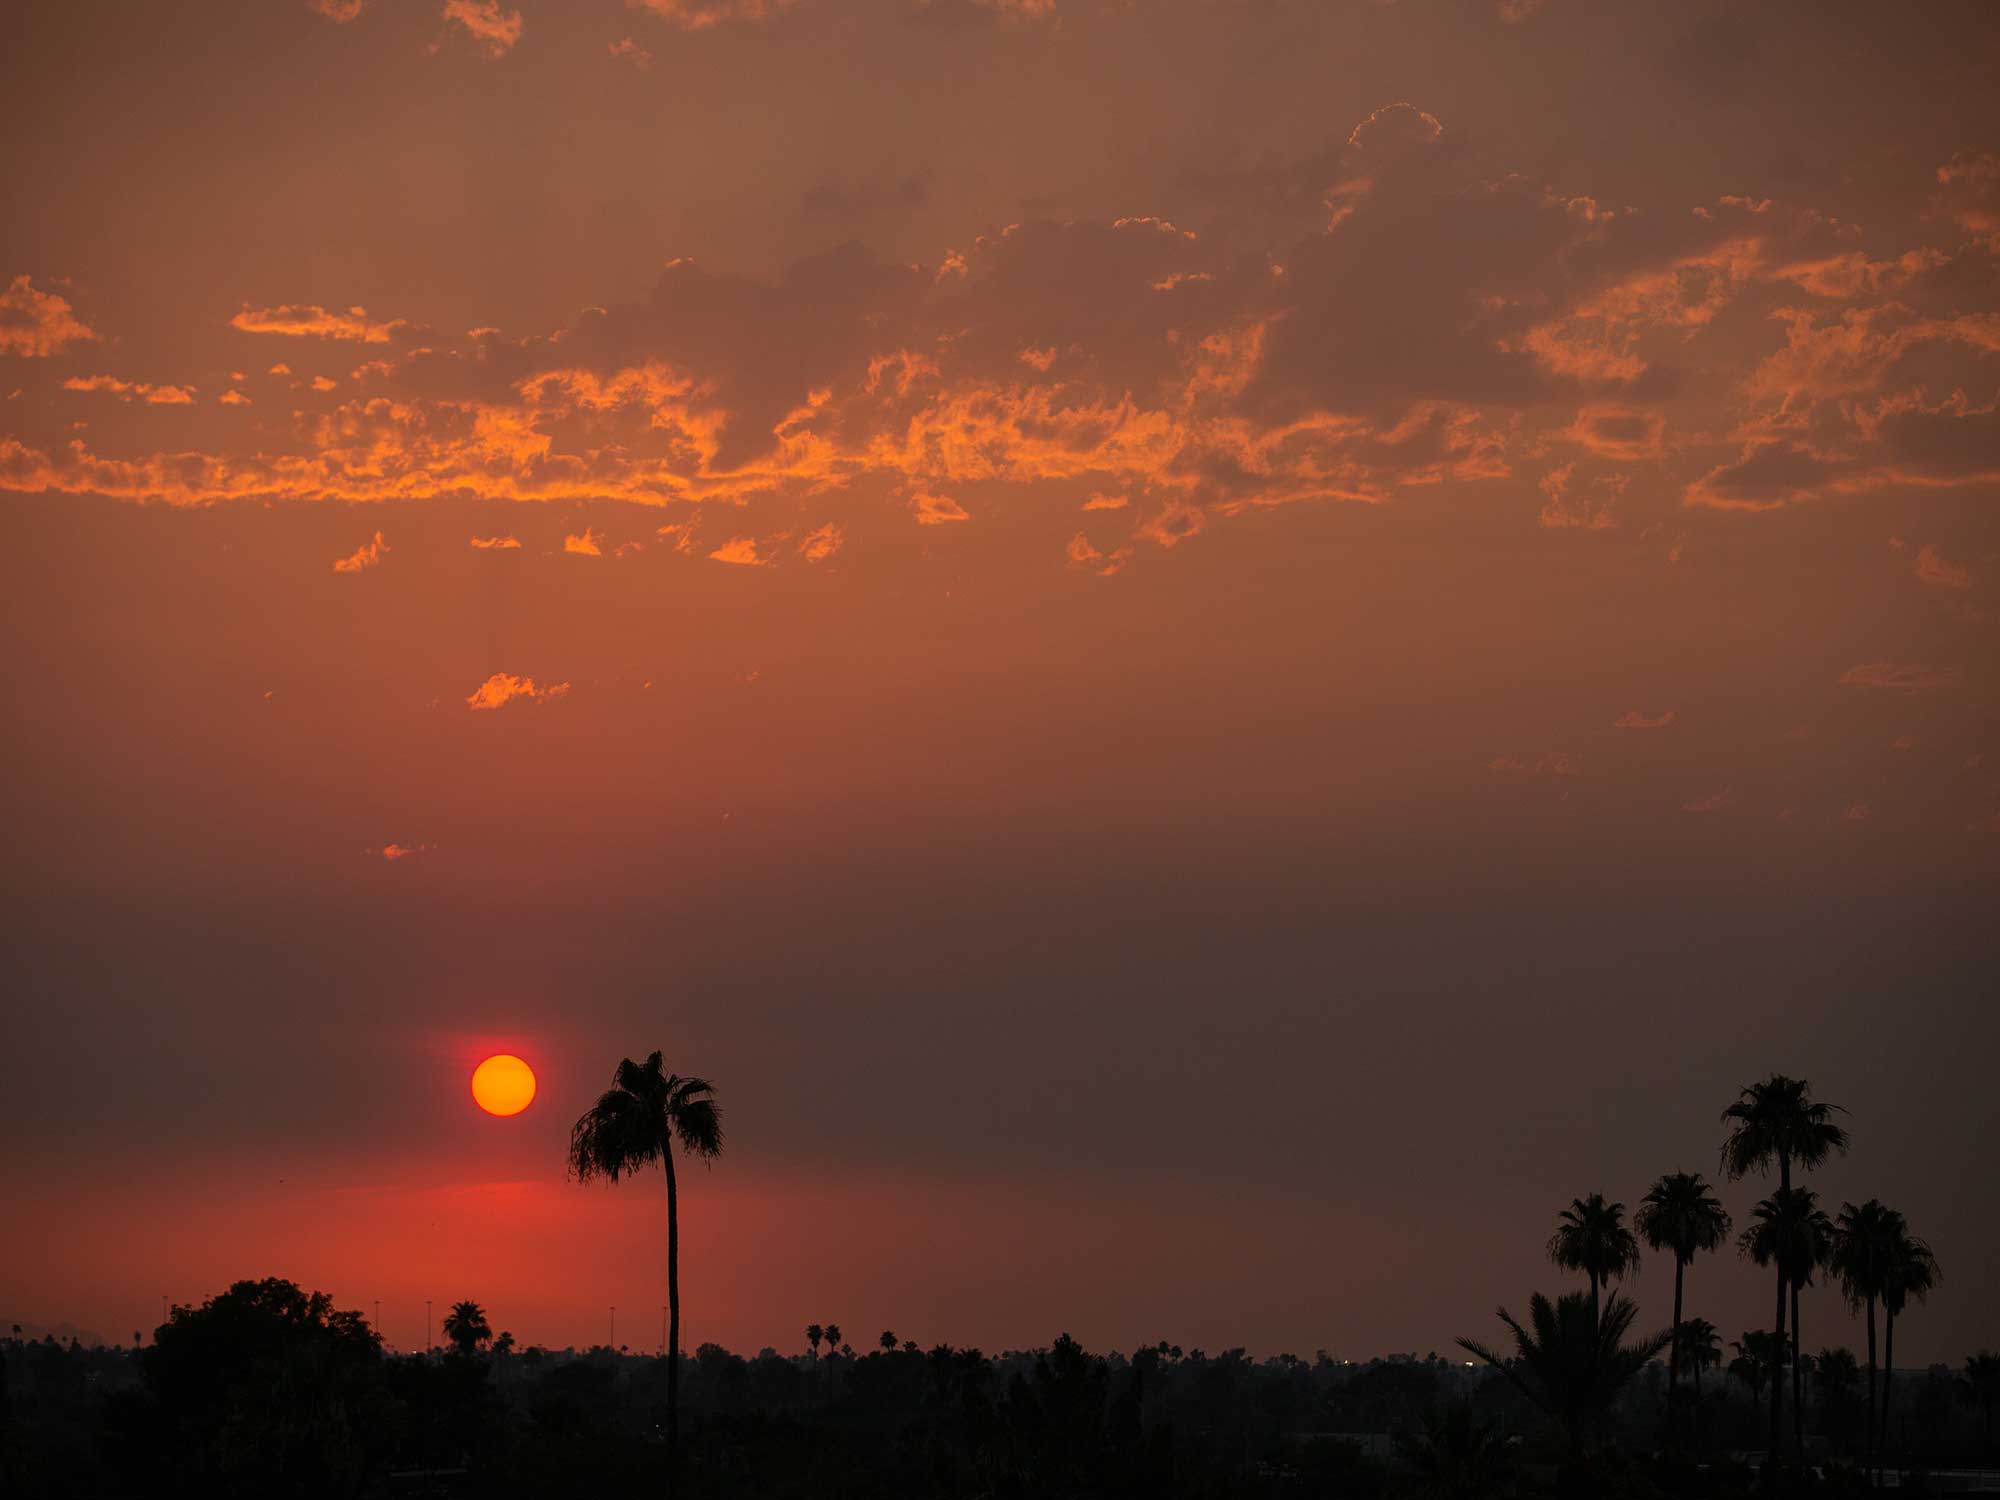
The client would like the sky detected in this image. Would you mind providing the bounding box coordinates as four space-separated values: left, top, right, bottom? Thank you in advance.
2 0 1997 1364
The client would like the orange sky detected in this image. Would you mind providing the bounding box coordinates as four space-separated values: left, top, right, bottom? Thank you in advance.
2 0 1997 1362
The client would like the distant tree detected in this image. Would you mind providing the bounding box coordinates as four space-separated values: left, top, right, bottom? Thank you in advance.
807 1324 823 1360
1546 1193 1641 1322
880 1330 897 1352
1830 1198 1902 1466
1456 1290 1670 1454
1720 1073 1849 1458
825 1323 842 1353
1392 1404 1515 1499
1681 1317 1722 1403
567 1052 722 1497
1730 1330 1783 1405
441 1300 491 1357
1879 1225 1939 1470
1813 1346 1859 1449
1636 1171 1731 1432
493 1330 515 1358
902 1339 918 1355
1964 1352 2000 1458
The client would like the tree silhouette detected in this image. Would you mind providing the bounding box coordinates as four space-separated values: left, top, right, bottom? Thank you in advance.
1635 1171 1730 1436
880 1330 897 1352
567 1052 722 1495
1456 1290 1670 1454
1730 1330 1782 1404
806 1323 823 1360
1720 1073 1848 1461
1879 1224 1939 1473
1545 1193 1641 1323
1964 1352 2000 1458
1830 1197 1903 1465
1681 1317 1721 1405
1738 1188 1828 1457
1813 1346 1859 1450
441 1300 491 1357
1391 1403 1515 1499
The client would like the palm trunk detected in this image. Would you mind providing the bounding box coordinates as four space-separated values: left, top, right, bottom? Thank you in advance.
1791 1282 1803 1455
1668 1257 1685 1449
666 1148 681 1497
1864 1296 1878 1470
1880 1307 1896 1483
1769 1262 1786 1467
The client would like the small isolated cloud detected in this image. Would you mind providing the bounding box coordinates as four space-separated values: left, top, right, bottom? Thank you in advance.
466 673 570 710
1841 801 1871 823
629 0 797 30
267 363 292 376
1 275 96 358
333 530 388 573
470 534 521 549
1082 491 1129 511
563 527 604 556
308 0 364 19
61 375 196 405
608 37 654 67
709 536 765 566
1914 544 1971 590
1838 662 1961 692
912 490 970 525
1136 502 1206 550
219 389 251 406
230 304 405 343
1682 789 1731 814
1018 347 1058 372
1892 735 1918 751
1613 709 1676 730
798 522 844 562
1065 532 1133 577
309 375 337 392
1498 0 1546 20
441 0 523 55
1488 752 1580 777
380 842 433 860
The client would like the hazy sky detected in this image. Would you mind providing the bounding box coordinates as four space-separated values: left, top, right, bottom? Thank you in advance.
3 0 1997 1363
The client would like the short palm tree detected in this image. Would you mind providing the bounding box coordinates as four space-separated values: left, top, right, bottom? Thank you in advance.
1635 1172 1731 1429
1739 1188 1831 1456
1813 1346 1859 1450
1879 1227 1939 1471
568 1053 722 1493
1457 1290 1671 1453
1830 1198 1903 1463
880 1330 897 1352
441 1299 491 1356
807 1323 823 1360
1720 1074 1848 1458
1730 1330 1782 1404
1546 1193 1642 1323
1681 1317 1721 1403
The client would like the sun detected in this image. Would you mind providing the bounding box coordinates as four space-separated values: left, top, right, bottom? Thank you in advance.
471 1054 536 1116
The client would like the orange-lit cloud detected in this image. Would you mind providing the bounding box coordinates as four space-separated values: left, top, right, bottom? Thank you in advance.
1842 801 1871 823
1082 492 1128 511
608 36 653 67
1914 543 1971 589
911 490 970 525
1682 789 1731 813
230 304 406 343
379 842 433 860
1 276 96 358
61 375 196 405
563 527 605 556
629 0 798 30
441 0 523 56
709 536 766 566
308 0 364 19
332 530 389 573
1613 710 1676 729
797 522 843 561
219 389 252 406
1838 662 1961 692
465 673 570 710
470 534 521 549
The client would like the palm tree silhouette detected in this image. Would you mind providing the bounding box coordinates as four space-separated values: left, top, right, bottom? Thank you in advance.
1812 1346 1858 1451
806 1323 823 1360
879 1330 897 1352
1636 1171 1731 1435
1720 1073 1849 1461
1457 1290 1670 1455
1730 1330 1782 1404
1546 1193 1641 1323
567 1052 722 1494
1878 1224 1939 1474
1830 1197 1902 1465
1964 1352 2000 1458
1739 1187 1831 1457
1392 1404 1515 1498
441 1299 491 1356
1681 1317 1721 1406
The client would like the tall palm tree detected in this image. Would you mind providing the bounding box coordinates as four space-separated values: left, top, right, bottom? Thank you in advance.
568 1053 723 1494
1739 1188 1830 1457
1636 1172 1731 1430
1457 1290 1670 1454
1720 1073 1849 1459
1546 1193 1642 1323
1829 1198 1902 1465
1878 1227 1939 1473
441 1299 491 1356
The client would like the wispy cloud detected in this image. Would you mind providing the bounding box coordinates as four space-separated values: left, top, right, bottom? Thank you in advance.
470 535 521 549
229 304 406 342
1 276 96 358
61 375 195 405
465 673 570 710
563 527 604 556
1613 710 1676 730
333 530 389 573
1838 662 1961 692
441 0 523 56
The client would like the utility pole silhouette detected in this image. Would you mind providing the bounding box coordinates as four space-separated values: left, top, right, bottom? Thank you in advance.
609 1305 616 1350
661 1305 667 1357
425 1300 432 1360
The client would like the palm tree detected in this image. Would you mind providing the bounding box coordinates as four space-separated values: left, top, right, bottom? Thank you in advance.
1456 1290 1671 1453
1739 1188 1831 1456
1830 1198 1902 1464
1879 1227 1939 1473
1964 1352 2000 1458
806 1323 823 1361
1682 1317 1721 1404
1720 1074 1849 1459
1636 1172 1731 1431
880 1330 897 1352
441 1299 491 1356
1546 1193 1642 1323
1392 1404 1516 1498
1813 1347 1858 1451
568 1052 723 1493
1730 1330 1782 1404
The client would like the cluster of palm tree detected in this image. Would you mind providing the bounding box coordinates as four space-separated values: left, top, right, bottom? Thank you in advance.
1460 1073 1943 1477
805 1322 844 1360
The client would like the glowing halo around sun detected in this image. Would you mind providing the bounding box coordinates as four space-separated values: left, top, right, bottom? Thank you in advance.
471 1054 537 1116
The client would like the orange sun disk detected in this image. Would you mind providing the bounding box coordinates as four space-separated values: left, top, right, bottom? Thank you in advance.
471 1054 536 1116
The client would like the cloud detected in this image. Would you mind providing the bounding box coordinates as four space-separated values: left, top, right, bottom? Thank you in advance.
1560 404 1666 461
332 530 388 573
911 490 970 525
563 527 604 556
1488 752 1580 777
1682 789 1731 813
470 535 521 549
465 673 570 710
1837 662 1961 692
61 375 196 405
219 389 252 406
307 0 364 19
1 276 96 358
798 522 844 561
1914 543 1971 589
709 536 767 566
628 0 798 29
230 304 406 343
1064 532 1132 576
441 0 523 56
1082 492 1128 511
1537 465 1621 530
379 842 433 860
608 37 654 67
1841 801 1871 823
1613 710 1676 729
1892 735 1917 751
